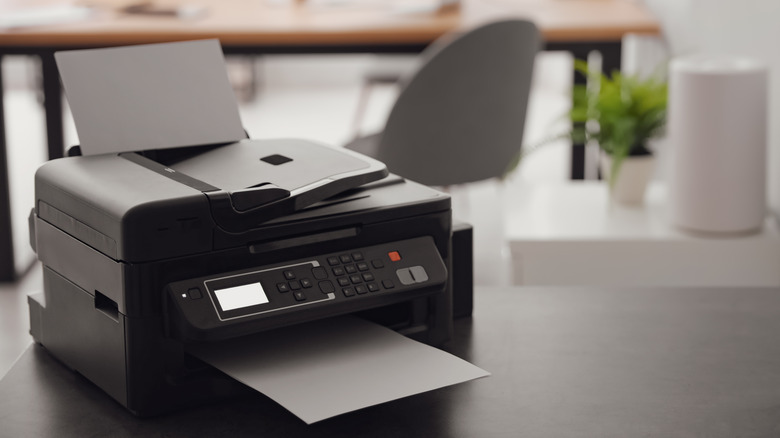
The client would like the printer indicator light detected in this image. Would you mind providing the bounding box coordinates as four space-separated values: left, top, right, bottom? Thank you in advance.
388 251 401 262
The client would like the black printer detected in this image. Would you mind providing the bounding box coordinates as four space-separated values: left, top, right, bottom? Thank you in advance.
27 40 472 416
28 139 474 415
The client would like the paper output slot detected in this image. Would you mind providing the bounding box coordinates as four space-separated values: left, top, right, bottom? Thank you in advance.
248 227 358 253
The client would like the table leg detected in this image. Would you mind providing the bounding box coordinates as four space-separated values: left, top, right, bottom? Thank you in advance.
0 54 17 281
40 53 64 160
571 64 587 180
545 41 622 180
593 43 622 181
598 42 623 79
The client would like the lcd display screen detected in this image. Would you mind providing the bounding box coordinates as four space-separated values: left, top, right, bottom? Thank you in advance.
214 283 269 311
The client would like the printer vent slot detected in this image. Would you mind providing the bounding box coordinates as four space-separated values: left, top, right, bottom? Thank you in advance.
95 290 119 322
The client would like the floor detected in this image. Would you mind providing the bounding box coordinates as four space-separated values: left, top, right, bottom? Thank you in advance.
0 52 573 378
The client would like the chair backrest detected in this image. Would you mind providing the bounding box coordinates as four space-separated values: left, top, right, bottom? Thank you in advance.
375 19 541 186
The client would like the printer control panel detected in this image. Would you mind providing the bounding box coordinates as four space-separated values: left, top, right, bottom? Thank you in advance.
166 236 447 340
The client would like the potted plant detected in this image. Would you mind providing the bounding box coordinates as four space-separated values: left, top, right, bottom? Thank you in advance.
507 60 668 204
572 60 668 203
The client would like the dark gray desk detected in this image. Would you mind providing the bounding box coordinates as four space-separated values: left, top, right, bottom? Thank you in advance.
3 286 780 437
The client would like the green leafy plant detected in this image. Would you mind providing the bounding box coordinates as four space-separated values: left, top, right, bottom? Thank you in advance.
506 59 668 185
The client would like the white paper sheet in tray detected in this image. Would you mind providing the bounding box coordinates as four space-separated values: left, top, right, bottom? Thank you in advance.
190 316 489 424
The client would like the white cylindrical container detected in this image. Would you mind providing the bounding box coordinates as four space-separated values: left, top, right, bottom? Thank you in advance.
668 55 768 233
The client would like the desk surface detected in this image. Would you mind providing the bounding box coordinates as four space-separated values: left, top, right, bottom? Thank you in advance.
0 0 659 48
3 286 780 437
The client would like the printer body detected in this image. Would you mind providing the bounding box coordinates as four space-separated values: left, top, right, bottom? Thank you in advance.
28 139 462 416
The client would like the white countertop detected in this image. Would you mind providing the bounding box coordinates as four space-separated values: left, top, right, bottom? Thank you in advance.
503 181 780 287
505 181 779 241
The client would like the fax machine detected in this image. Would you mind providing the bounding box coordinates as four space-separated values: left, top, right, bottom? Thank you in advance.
28 138 472 416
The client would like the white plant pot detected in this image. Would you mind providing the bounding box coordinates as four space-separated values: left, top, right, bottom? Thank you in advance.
600 154 655 205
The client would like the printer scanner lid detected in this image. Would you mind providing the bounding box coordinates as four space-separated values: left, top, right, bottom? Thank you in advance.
120 139 388 230
54 40 388 228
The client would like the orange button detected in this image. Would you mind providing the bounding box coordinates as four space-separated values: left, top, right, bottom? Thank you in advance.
388 251 401 262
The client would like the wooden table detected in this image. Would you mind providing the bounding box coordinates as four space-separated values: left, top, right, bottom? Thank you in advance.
3 286 780 437
0 0 659 280
1 0 659 47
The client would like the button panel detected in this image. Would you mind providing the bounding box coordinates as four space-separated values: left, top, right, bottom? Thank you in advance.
168 236 447 333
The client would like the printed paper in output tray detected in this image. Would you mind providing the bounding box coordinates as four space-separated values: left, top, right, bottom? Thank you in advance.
189 316 489 424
